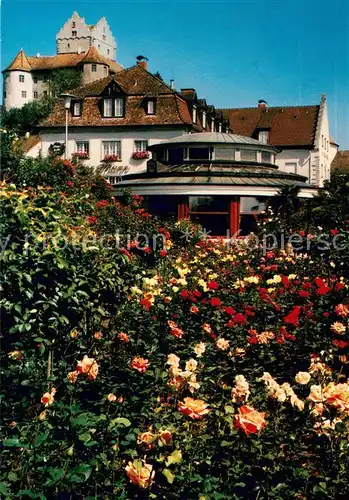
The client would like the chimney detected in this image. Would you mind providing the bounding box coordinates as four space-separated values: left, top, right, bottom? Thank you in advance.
170 79 175 90
36 53 40 58
258 99 268 109
137 60 148 70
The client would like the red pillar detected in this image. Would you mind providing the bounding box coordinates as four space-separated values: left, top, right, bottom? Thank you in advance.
177 197 189 219
229 196 240 236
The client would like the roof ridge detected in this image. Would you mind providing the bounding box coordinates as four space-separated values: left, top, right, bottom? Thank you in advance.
219 104 320 111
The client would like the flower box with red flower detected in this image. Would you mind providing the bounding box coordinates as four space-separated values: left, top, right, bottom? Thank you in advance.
132 151 150 160
102 154 119 163
72 151 89 160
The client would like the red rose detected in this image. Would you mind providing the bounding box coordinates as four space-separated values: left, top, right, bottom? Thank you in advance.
332 339 349 349
209 297 222 307
159 249 167 257
299 290 310 298
224 306 236 316
330 229 338 235
207 281 219 290
96 200 109 208
233 313 247 325
87 216 98 224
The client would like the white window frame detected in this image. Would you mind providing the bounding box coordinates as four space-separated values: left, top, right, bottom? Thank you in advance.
19 74 24 83
102 140 121 158
114 97 124 117
147 99 155 115
184 147 211 161
134 140 148 152
192 105 197 124
202 111 207 128
92 64 97 72
218 122 222 133
103 98 113 117
211 119 215 132
258 131 269 144
75 141 89 156
73 101 81 116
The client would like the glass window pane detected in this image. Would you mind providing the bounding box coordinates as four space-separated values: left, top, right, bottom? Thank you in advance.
240 149 257 161
240 197 266 213
187 147 210 160
104 99 113 117
215 147 235 160
115 98 124 116
261 151 271 163
135 140 148 152
147 100 155 114
189 196 229 212
190 214 230 237
76 141 89 155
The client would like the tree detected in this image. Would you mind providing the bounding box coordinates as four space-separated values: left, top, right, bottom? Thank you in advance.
1 97 56 135
50 68 82 96
153 71 164 81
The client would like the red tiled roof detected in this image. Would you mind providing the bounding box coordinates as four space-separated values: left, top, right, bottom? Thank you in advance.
4 50 122 74
219 105 320 147
6 49 31 72
41 65 197 128
331 151 349 173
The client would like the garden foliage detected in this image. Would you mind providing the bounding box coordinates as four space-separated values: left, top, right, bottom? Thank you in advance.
1 152 349 499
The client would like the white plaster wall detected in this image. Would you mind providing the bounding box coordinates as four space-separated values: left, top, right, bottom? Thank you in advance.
313 96 331 186
91 18 117 60
26 141 42 158
4 70 33 109
329 142 339 165
56 12 91 54
275 149 312 182
40 128 189 174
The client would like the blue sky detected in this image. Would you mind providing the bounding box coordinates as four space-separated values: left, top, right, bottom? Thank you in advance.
2 0 349 148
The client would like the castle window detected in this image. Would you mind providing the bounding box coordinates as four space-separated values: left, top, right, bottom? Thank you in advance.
104 66 108 75
33 91 38 99
103 35 106 41
146 99 156 115
92 64 97 72
21 91 27 98
33 76 38 83
72 21 76 28
107 49 110 55
72 31 77 37
19 74 24 83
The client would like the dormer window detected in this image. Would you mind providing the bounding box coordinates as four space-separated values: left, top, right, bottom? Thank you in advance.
192 105 197 124
258 131 269 144
202 111 207 128
102 97 124 117
211 119 215 132
72 101 82 117
147 98 156 115
218 122 222 133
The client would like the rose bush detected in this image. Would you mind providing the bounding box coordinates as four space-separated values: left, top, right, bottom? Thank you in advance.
1 160 349 498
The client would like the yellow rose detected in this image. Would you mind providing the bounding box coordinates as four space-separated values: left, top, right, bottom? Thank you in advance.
295 372 311 385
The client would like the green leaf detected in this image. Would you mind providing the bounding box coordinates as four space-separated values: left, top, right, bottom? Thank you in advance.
72 464 92 482
224 405 235 414
3 438 23 447
162 468 175 484
0 482 11 495
166 449 182 466
78 433 91 443
110 417 131 428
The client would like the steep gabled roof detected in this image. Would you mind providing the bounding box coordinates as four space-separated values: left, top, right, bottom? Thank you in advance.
219 105 320 147
80 46 109 66
6 49 32 72
331 151 349 173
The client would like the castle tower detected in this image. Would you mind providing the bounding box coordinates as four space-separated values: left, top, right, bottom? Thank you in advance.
3 49 33 109
79 46 109 86
56 12 117 61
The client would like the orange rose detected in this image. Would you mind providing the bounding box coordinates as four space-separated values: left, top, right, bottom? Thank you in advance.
178 397 210 420
295 372 311 385
131 357 150 373
125 459 155 488
93 331 103 340
137 431 156 449
168 320 184 339
233 405 267 436
323 382 349 415
77 355 99 380
107 393 117 402
159 429 173 445
41 387 56 407
118 332 130 343
67 370 79 384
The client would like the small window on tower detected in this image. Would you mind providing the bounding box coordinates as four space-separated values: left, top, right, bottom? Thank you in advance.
72 31 77 37
72 21 76 28
19 74 25 83
103 35 106 41
92 64 97 72
107 49 110 55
